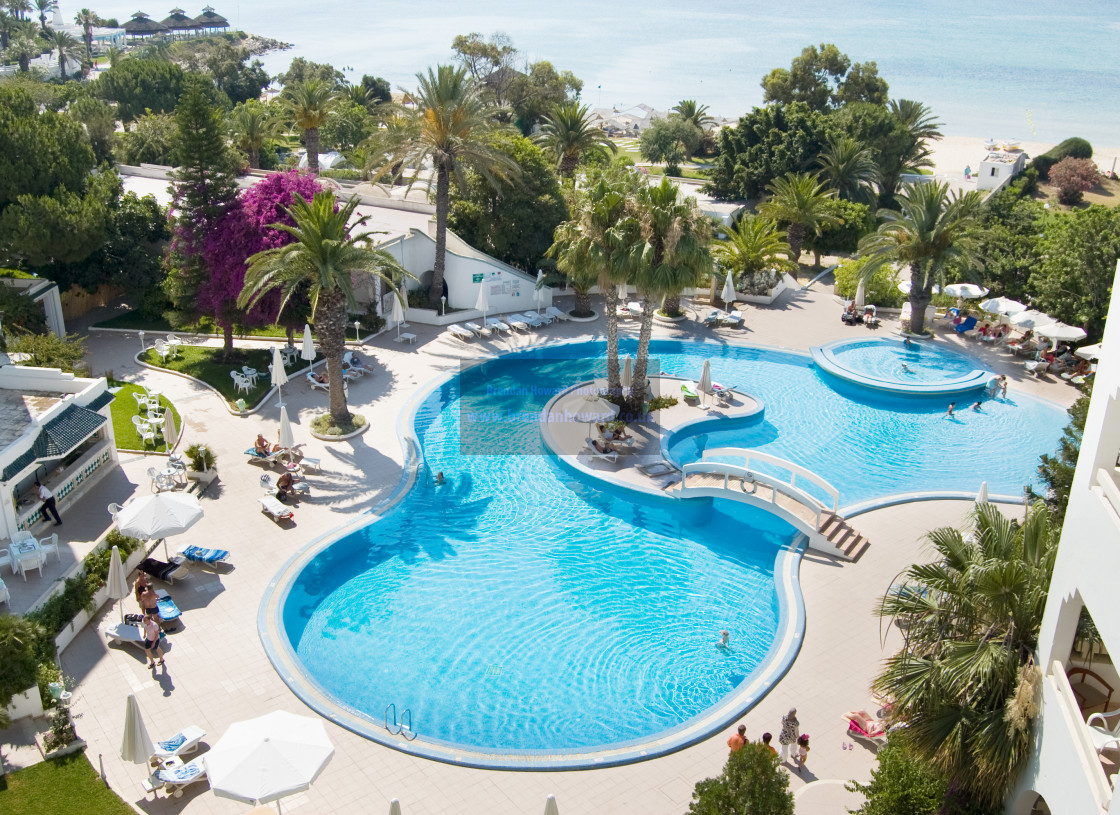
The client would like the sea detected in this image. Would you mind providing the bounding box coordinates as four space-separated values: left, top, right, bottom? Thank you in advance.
89 0 1120 147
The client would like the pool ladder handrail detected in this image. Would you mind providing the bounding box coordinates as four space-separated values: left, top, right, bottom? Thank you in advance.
384 702 417 740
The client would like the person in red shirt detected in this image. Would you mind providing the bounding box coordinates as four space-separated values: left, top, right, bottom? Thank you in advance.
727 724 747 752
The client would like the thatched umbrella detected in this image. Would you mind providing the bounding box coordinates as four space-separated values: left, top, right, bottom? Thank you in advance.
123 11 170 37
193 5 229 32
161 8 200 36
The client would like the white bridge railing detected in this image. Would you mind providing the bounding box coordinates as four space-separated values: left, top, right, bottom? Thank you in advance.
702 448 839 512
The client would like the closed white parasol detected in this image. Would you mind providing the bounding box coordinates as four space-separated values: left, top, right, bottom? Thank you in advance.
475 280 490 323
301 324 315 362
106 545 128 621
271 346 289 408
721 270 736 306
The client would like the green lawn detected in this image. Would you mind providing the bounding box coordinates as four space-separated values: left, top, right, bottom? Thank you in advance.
108 383 182 452
0 753 134 815
96 311 317 340
139 345 320 408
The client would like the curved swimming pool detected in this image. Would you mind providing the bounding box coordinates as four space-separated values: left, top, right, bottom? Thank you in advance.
264 339 1066 767
810 337 993 395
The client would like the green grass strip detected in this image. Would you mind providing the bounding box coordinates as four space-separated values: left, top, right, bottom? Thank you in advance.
0 753 135 815
140 346 319 408
108 383 182 452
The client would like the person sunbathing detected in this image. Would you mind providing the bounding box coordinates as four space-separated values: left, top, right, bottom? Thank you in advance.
845 710 884 734
255 434 277 455
311 371 329 384
591 439 614 455
276 471 295 501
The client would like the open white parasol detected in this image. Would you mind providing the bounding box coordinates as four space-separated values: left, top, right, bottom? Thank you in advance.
1075 343 1103 361
897 281 940 295
1036 321 1088 342
943 283 989 299
979 297 1026 316
1009 310 1057 331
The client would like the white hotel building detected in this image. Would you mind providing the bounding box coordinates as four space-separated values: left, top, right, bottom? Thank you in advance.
1011 260 1120 815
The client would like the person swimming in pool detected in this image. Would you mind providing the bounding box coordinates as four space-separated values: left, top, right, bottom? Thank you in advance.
434 471 446 486
716 630 730 648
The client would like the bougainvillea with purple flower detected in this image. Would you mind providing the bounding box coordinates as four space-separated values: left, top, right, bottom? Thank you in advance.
199 170 324 353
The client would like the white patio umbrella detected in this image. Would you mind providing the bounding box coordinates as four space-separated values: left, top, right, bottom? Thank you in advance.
121 693 154 766
300 324 315 362
979 296 1027 316
271 346 289 408
1036 321 1088 343
897 281 940 295
544 795 560 815
854 277 866 309
391 294 406 340
721 270 736 307
163 409 178 455
617 283 628 301
976 481 989 506
1075 343 1103 361
278 406 295 451
581 386 619 434
698 359 713 409
475 280 490 323
621 354 633 393
107 545 128 621
1009 310 1057 331
204 710 334 811
535 269 547 315
116 493 204 559
389 800 403 815
943 283 989 299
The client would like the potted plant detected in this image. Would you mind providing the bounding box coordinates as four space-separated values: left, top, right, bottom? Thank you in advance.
185 443 218 484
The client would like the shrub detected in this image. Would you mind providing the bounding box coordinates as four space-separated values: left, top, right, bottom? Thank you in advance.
1049 157 1101 205
688 742 794 815
646 395 679 413
6 331 86 371
186 443 216 471
834 256 904 308
311 412 367 436
1031 136 1092 180
0 615 45 710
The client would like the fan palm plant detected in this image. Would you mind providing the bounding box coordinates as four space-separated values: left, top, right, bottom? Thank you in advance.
32 0 53 31
712 214 794 295
535 101 616 177
74 7 97 60
7 0 32 21
239 192 407 425
46 28 80 79
230 102 279 169
816 135 879 204
631 176 712 408
5 31 41 72
877 99 942 201
367 64 518 306
671 99 714 131
282 78 337 175
758 172 838 262
874 501 1057 809
858 181 983 335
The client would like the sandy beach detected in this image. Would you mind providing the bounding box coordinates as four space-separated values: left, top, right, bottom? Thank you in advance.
928 135 1120 192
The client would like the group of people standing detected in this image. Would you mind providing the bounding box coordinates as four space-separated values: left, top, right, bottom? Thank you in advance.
727 708 809 772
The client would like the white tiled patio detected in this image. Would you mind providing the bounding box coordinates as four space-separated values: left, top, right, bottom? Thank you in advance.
10 284 1077 814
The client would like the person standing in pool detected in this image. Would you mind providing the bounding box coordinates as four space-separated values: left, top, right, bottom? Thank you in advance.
998 375 1008 397
946 402 956 417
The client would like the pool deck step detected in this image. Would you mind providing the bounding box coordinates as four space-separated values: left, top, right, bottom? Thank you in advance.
818 512 870 562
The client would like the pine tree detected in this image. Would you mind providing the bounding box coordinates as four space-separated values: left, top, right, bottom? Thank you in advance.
163 81 241 330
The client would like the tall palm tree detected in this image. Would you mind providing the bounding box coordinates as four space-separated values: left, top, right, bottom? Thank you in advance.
672 99 714 131
535 101 616 177
7 0 31 20
875 501 1057 809
712 214 794 296
5 31 40 72
816 135 879 204
32 0 53 31
758 173 838 263
282 79 336 176
230 102 279 169
890 98 944 142
368 64 518 306
631 176 712 408
858 181 983 335
239 192 407 425
74 7 97 61
46 28 80 79
877 99 943 202
548 171 641 395
0 11 21 49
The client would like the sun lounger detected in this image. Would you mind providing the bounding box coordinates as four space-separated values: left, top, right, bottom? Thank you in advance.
520 312 544 327
151 725 206 765
154 589 181 627
104 622 146 649
953 316 978 335
584 438 619 464
245 447 285 465
702 309 724 326
506 314 529 331
485 318 511 333
616 304 633 319
138 557 189 584
720 310 743 327
680 381 699 400
447 324 474 342
464 321 492 338
845 712 888 745
258 495 294 522
545 306 570 322
175 545 230 569
147 755 208 798
306 372 329 391
1025 359 1050 377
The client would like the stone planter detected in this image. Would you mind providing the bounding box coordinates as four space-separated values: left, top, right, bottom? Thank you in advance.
568 311 599 323
35 730 86 760
310 422 368 442
653 311 688 324
186 469 218 484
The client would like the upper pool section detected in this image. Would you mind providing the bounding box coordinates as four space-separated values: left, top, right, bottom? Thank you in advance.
810 337 993 396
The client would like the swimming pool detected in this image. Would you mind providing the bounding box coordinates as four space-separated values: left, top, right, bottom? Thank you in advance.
262 339 1067 767
810 337 993 395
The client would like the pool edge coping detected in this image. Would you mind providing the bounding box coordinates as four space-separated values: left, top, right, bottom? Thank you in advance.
809 337 994 396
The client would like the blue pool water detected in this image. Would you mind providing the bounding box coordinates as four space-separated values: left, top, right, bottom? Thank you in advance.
279 339 1067 755
827 338 982 385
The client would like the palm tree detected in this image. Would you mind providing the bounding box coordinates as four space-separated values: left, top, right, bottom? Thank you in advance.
239 192 407 426
535 101 616 177
672 99 714 131
7 0 31 20
816 135 879 204
858 181 983 335
712 214 794 298
230 103 279 169
0 12 21 49
368 64 518 306
758 172 838 264
282 79 336 176
877 99 942 202
32 0 54 31
548 171 641 395
875 501 1057 809
46 28 80 79
631 176 712 408
890 98 943 142
5 31 41 72
74 7 97 61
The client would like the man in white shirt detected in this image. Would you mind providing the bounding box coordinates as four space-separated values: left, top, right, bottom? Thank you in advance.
36 480 61 525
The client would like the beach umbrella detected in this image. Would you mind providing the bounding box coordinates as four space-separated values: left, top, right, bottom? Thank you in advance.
1009 310 1057 331
698 359 713 409
121 694 154 766
116 494 204 561
979 296 1026 316
617 283 628 302
204 710 334 811
1036 321 1088 342
389 800 402 815
278 406 295 452
163 409 178 455
535 270 547 315
854 278 866 309
943 283 989 299
897 281 940 295
106 545 128 622
391 294 406 340
621 354 632 393
544 795 560 815
475 280 490 323
271 346 289 408
1075 343 1103 361
976 481 989 506
721 270 736 307
581 387 619 435
301 325 315 362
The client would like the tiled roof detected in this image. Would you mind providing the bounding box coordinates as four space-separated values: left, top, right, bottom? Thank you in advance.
2 404 107 481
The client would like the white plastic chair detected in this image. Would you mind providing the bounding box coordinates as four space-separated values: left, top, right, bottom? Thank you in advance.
0 548 12 575
38 533 60 563
134 419 157 446
154 341 171 361
241 366 260 386
18 551 43 580
148 467 173 492
230 371 252 394
132 392 149 411
107 503 122 520
1088 709 1120 754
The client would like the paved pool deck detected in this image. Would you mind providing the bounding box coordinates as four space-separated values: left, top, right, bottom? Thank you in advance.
4 284 1074 814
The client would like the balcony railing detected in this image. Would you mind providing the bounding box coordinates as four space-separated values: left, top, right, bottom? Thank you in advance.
1094 468 1120 529
1050 659 1113 811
